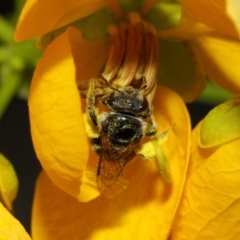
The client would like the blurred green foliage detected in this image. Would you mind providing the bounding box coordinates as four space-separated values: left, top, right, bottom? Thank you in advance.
0 0 41 119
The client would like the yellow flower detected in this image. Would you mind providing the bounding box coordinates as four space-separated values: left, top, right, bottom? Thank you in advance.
25 25 191 201
15 0 240 101
172 122 240 239
158 0 240 97
14 0 194 201
22 10 192 238
0 154 31 240
30 122 240 239
13 0 240 239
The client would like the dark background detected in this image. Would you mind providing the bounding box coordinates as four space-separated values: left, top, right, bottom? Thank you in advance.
0 0 40 234
0 97 41 233
0 0 214 235
0 0 14 14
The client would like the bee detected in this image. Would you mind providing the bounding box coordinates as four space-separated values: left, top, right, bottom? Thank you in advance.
84 76 157 197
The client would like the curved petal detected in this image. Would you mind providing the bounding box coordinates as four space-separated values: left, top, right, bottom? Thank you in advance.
0 154 18 212
67 27 109 81
172 122 240 239
31 85 191 240
14 0 120 41
37 7 115 50
29 28 107 201
179 0 238 37
190 32 240 94
227 0 240 37
161 13 240 96
0 203 31 240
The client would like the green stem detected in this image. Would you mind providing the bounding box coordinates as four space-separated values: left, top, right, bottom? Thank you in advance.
152 140 172 183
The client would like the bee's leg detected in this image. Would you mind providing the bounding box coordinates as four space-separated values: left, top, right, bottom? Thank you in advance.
86 79 98 126
78 77 110 97
137 126 169 161
145 117 157 136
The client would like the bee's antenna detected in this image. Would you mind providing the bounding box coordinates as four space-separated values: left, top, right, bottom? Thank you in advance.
98 74 123 93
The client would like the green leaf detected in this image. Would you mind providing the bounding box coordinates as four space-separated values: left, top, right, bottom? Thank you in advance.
200 95 240 148
0 154 18 212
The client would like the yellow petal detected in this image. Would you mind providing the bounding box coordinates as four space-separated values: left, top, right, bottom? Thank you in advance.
36 7 115 50
0 153 18 212
179 0 238 37
190 33 240 94
14 0 119 41
172 122 240 239
29 27 108 201
227 0 240 37
0 203 31 240
159 8 240 95
32 85 191 240
67 27 109 81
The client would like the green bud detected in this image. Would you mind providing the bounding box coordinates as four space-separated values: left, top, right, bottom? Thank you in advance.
200 95 240 148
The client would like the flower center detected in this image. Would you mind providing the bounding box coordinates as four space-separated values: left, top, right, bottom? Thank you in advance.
104 12 158 100
78 12 158 103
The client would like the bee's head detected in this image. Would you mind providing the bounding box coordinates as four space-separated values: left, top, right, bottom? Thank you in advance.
102 86 151 118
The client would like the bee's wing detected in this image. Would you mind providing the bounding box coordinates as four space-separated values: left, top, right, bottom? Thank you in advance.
97 132 139 198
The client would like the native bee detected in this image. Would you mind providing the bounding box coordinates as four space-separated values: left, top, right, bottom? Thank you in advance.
83 76 157 197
